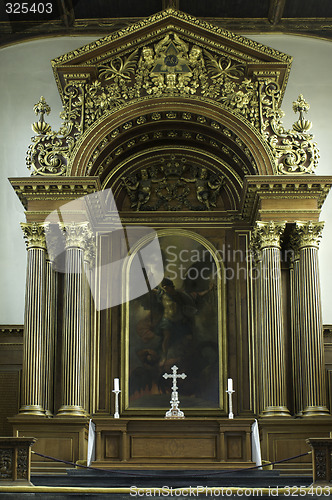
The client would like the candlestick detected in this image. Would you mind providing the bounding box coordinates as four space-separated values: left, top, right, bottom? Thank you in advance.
226 379 235 419
112 378 120 418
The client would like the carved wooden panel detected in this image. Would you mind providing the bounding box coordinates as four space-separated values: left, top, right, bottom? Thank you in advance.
105 435 120 459
226 435 243 459
31 437 73 462
131 436 216 459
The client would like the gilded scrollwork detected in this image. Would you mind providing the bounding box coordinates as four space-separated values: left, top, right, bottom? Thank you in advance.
0 449 13 479
26 15 307 179
27 97 77 176
16 448 28 480
259 81 319 175
121 156 224 211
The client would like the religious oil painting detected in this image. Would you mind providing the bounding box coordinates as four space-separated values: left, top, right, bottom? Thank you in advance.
127 233 222 410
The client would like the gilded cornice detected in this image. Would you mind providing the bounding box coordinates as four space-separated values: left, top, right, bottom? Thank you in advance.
294 220 325 249
9 177 101 210
20 222 48 250
0 326 23 335
241 175 332 223
51 9 292 68
252 220 286 249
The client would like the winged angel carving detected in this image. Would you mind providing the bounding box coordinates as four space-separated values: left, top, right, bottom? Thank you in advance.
95 34 258 124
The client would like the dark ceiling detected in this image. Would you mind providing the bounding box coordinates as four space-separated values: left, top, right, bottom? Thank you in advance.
1 0 332 46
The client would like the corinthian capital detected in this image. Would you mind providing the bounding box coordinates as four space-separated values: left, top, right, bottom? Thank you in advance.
295 221 324 249
21 222 48 250
252 221 286 249
61 222 92 249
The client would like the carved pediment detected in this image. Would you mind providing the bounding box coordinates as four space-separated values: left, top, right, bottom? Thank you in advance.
25 8 319 181
52 9 292 99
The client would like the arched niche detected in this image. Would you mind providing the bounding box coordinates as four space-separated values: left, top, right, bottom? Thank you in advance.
120 228 227 417
68 98 276 187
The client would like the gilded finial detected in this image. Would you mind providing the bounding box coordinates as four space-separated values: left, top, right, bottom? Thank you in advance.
292 94 312 133
32 96 52 135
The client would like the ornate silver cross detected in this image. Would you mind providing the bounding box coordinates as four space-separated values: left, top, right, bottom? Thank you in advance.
163 365 187 419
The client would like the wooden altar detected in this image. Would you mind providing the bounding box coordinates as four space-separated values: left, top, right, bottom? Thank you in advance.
93 418 254 468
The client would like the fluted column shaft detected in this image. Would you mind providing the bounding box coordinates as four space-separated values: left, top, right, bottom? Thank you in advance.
20 223 48 415
57 223 91 416
289 250 303 416
296 221 329 416
253 221 290 417
83 243 94 414
250 236 263 415
43 255 57 416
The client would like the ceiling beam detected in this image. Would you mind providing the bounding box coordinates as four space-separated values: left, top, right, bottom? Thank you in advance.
268 0 287 25
57 0 75 28
162 0 180 9
2 17 332 47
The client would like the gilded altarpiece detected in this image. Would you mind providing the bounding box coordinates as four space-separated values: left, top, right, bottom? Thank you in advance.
7 8 332 471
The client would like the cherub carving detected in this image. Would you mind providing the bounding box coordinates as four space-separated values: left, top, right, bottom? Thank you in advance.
122 169 160 211
181 168 224 210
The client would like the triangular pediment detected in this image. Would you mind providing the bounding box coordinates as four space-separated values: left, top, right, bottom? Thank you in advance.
52 8 292 103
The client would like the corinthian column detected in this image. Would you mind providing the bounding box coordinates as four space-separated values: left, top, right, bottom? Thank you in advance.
295 221 329 416
43 225 58 416
253 221 290 417
20 223 48 416
57 222 91 417
289 235 303 416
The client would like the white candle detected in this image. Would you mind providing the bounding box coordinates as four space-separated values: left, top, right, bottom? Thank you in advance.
114 378 119 391
227 378 233 392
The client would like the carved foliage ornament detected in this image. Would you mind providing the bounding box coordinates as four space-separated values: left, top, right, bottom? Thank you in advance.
16 448 28 480
294 221 324 249
26 34 317 178
121 157 224 211
21 222 48 250
252 221 286 249
0 449 13 479
259 83 319 175
61 222 93 250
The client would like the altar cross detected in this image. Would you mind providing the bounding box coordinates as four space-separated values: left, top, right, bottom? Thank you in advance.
163 365 187 419
163 365 187 390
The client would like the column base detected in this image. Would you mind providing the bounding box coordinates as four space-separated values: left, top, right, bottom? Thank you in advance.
261 406 291 418
302 406 330 417
19 405 45 416
57 405 86 417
